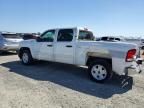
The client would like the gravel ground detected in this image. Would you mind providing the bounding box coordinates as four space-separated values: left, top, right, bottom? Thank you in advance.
0 52 144 108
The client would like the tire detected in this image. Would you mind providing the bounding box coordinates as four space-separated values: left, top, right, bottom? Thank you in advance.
88 59 112 83
21 50 33 65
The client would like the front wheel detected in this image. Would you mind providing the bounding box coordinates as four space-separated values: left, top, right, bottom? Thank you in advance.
21 50 33 65
88 60 112 83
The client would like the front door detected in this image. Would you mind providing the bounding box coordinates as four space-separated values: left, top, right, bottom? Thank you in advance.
54 29 74 64
38 30 55 61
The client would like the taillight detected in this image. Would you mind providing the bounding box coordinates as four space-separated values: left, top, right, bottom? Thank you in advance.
126 49 136 62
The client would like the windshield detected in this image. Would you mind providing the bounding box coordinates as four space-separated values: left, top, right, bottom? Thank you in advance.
78 30 95 41
2 34 22 39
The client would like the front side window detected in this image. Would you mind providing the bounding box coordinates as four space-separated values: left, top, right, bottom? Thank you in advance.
78 30 95 41
40 30 55 42
57 29 73 42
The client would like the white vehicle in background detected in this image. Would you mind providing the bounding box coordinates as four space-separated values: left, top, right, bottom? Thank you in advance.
139 39 144 49
18 27 142 83
0 32 23 53
125 38 143 49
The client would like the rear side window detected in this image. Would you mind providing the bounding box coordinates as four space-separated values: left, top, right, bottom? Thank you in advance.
57 29 73 42
109 37 115 41
78 30 94 41
2 34 22 39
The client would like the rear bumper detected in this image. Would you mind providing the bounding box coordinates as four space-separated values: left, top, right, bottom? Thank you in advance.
125 58 143 75
112 57 143 76
128 58 143 73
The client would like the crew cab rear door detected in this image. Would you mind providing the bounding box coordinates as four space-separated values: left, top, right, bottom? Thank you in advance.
54 29 75 64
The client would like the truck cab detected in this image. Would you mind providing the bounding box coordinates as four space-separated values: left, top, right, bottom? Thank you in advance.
19 27 94 64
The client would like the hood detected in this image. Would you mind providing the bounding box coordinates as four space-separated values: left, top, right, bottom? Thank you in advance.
22 39 36 42
20 39 36 44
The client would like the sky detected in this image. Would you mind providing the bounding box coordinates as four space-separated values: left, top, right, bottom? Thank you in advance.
0 0 144 37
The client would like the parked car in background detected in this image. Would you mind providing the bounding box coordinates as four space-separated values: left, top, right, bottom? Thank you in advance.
125 38 142 49
0 32 23 53
18 27 142 83
97 36 125 42
22 34 37 40
140 41 144 49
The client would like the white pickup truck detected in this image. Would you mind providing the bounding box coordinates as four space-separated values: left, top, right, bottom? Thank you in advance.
18 27 142 83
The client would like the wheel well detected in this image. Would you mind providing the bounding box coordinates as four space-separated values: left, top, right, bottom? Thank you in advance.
86 56 112 67
19 47 31 59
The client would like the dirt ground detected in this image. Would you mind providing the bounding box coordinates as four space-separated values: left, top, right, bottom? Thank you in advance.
0 52 144 108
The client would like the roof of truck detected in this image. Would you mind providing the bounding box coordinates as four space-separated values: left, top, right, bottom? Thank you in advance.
44 27 92 31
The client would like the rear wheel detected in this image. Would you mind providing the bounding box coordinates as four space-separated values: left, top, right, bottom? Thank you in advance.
21 50 33 65
88 60 112 83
